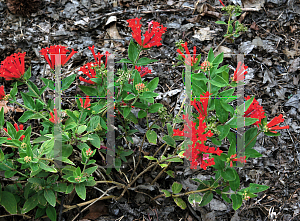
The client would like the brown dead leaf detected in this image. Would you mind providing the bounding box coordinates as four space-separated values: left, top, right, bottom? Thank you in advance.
250 21 259 30
82 201 108 220
288 57 300 73
238 12 248 24
196 3 222 19
0 101 23 114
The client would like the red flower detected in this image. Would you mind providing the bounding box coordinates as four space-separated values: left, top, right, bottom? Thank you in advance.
40 45 77 69
49 108 60 124
0 86 5 100
191 91 212 117
0 52 26 81
219 0 225 7
4 123 25 141
135 66 152 78
232 62 248 82
265 114 289 134
177 42 198 66
79 96 91 110
79 62 98 84
244 96 266 127
174 113 222 170
127 18 167 48
230 154 247 167
88 45 110 68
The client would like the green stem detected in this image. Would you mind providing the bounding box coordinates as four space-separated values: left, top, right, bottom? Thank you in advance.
2 163 28 178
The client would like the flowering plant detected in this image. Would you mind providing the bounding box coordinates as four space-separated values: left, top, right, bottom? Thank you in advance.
0 16 289 220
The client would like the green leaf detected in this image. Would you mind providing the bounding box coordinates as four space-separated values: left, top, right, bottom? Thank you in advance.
248 183 269 193
21 92 35 110
188 194 203 205
212 52 223 66
236 96 254 115
136 57 158 66
199 191 213 206
22 194 39 214
146 130 157 144
114 158 122 171
126 112 138 124
27 80 40 97
161 190 171 197
124 94 135 101
0 106 4 127
245 127 258 149
128 39 139 62
221 167 236 181
79 85 98 96
167 123 173 136
215 99 228 123
41 78 55 90
75 183 86 200
173 198 186 209
123 106 131 118
10 82 18 99
217 125 230 140
23 67 31 80
162 135 176 147
229 175 240 191
210 76 228 87
46 206 57 221
144 156 157 161
0 191 17 214
192 73 209 82
216 20 227 25
18 110 35 123
138 110 147 118
146 77 159 91
172 182 182 194
165 157 183 163
44 189 56 207
207 48 214 63
0 148 4 161
62 74 76 91
148 103 163 113
165 170 175 178
35 207 46 219
231 194 242 210
228 24 233 34
117 58 132 63
65 110 78 122
245 148 262 158
222 194 231 203
88 134 101 148
85 166 98 175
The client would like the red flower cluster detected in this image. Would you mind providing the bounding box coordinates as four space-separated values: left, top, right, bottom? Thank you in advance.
174 92 222 170
191 91 212 117
0 86 5 100
244 96 266 127
177 42 198 66
49 108 60 124
0 52 26 81
135 66 152 78
265 114 289 134
88 45 110 67
79 62 98 84
232 62 248 82
127 18 167 48
79 96 91 110
40 45 77 69
4 123 25 141
229 154 247 167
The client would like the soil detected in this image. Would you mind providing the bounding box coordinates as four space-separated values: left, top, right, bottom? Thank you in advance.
0 0 299 221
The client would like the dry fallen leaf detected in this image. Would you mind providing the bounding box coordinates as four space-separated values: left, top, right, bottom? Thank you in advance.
82 201 108 220
0 101 23 114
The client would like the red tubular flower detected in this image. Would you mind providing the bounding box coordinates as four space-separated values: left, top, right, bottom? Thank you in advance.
0 86 5 100
40 45 77 69
177 42 198 66
127 18 167 48
3 123 25 140
49 108 60 124
233 62 248 82
79 96 91 110
0 52 26 81
135 66 152 78
244 96 266 127
191 91 212 117
265 114 289 134
219 0 225 7
79 62 98 84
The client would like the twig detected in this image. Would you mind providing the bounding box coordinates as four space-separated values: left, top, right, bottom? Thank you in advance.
70 186 117 221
